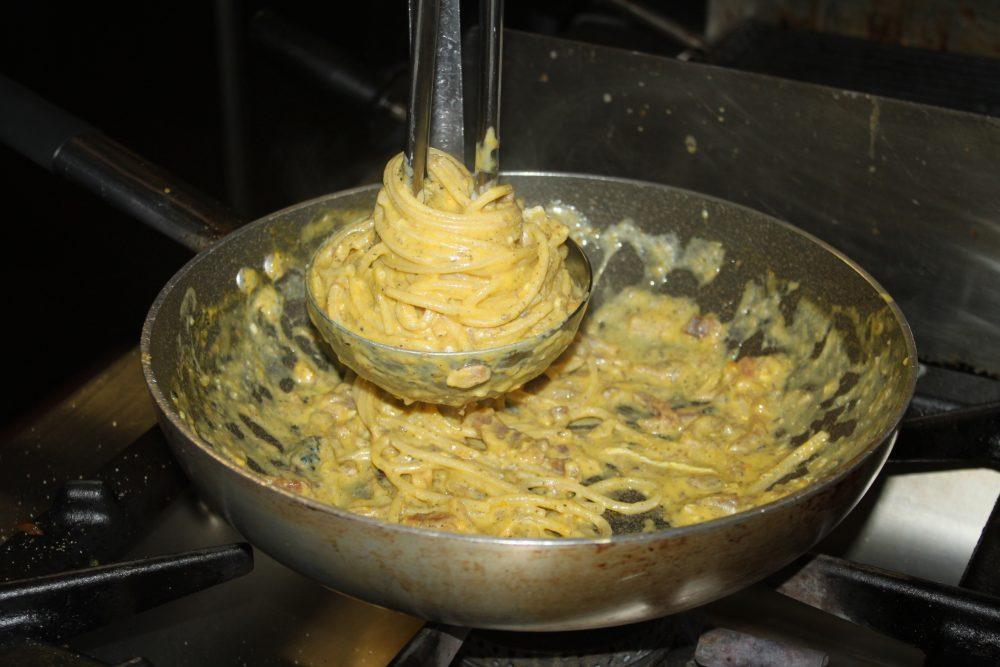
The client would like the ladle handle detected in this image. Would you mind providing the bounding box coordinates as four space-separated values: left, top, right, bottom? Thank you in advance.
405 0 440 194
428 0 465 158
474 0 503 192
0 74 240 253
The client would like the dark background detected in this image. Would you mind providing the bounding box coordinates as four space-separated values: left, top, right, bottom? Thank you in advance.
0 2 704 428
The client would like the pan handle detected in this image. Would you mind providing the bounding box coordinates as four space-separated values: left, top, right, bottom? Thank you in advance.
0 74 241 253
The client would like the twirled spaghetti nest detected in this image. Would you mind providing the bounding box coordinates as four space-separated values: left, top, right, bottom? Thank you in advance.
309 149 580 352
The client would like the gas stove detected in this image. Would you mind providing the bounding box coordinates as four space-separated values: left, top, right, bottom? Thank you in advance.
2 357 995 665
1 5 999 667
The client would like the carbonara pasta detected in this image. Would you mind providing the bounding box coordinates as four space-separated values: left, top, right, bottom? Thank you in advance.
176 272 859 539
174 175 899 540
308 148 582 352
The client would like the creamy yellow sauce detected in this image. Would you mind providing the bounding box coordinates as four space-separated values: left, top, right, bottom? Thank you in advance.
174 233 904 540
342 286 818 536
172 177 910 540
474 126 499 177
308 149 581 352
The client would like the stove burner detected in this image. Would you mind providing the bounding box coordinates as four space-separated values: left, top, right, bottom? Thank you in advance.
694 628 828 667
455 617 677 667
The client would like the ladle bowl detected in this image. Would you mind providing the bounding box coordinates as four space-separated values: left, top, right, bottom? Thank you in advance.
305 236 592 406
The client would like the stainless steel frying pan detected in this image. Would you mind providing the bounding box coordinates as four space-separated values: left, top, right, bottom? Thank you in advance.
0 75 917 631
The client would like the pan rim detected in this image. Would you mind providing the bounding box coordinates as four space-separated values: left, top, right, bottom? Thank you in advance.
141 170 919 548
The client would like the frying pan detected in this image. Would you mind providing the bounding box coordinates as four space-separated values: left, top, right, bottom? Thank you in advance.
0 75 918 630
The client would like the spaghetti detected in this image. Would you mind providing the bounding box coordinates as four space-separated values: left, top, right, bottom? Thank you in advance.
174 181 885 540
308 149 582 352
327 287 817 538
177 268 853 538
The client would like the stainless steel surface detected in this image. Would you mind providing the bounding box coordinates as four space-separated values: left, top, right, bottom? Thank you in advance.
705 0 1000 57
71 489 422 666
0 347 158 542
306 233 591 406
473 0 502 191
429 0 465 158
405 0 439 193
824 467 1000 585
499 30 1000 376
141 173 916 630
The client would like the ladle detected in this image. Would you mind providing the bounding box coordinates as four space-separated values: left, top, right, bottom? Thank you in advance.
305 0 593 406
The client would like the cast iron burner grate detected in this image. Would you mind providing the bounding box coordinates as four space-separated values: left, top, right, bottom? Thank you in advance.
390 616 846 667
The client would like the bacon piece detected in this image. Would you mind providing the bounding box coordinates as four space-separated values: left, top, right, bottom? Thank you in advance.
270 477 309 494
634 393 681 436
683 314 720 339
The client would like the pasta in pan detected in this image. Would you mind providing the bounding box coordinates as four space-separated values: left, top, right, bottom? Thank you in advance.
323 286 831 538
177 264 864 538
173 153 894 539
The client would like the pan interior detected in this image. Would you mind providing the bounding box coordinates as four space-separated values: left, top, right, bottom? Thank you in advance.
152 174 915 539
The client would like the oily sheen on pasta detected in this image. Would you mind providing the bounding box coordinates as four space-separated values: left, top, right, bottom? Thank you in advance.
308 148 581 352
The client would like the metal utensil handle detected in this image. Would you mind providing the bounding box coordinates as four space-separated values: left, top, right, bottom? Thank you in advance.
0 74 240 253
430 0 465 158
408 0 464 159
405 0 440 194
474 0 503 192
